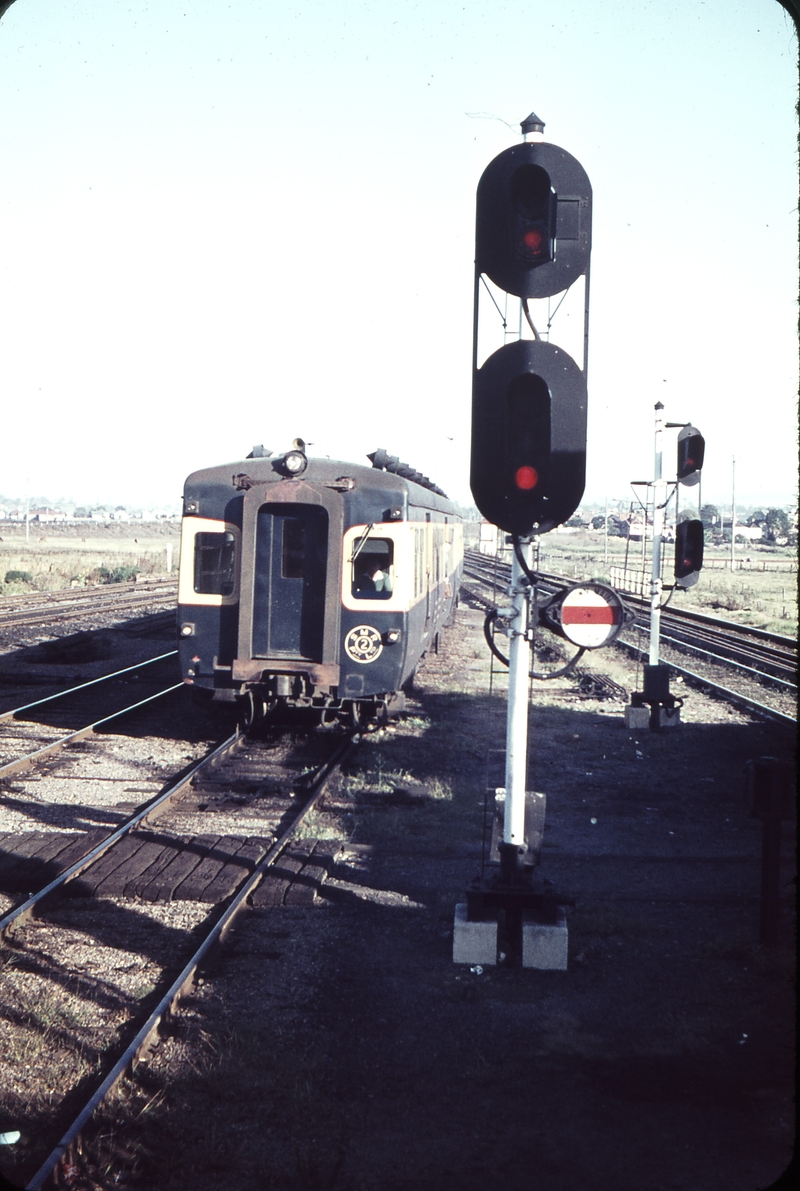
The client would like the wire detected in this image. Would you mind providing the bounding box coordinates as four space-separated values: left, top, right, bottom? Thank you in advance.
659 585 677 610
483 609 510 666
512 534 539 584
545 283 573 330
480 274 508 329
531 647 587 680
521 298 540 340
483 609 587 680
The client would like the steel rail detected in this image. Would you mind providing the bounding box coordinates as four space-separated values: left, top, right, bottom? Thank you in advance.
0 584 177 613
653 632 797 690
491 555 798 649
0 589 178 630
0 682 184 781
24 732 358 1191
464 550 797 648
0 729 244 942
0 576 176 608
612 586 797 649
462 556 796 721
0 651 179 722
462 554 797 686
616 637 797 726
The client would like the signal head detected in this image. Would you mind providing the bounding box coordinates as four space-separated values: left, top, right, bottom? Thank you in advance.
675 518 704 587
677 425 705 485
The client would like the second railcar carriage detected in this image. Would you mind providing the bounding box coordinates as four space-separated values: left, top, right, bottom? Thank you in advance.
177 443 463 724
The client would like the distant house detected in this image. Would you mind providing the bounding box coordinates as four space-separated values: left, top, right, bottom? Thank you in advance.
734 525 763 541
32 509 68 523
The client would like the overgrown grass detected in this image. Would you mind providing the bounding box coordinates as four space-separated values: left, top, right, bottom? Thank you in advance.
0 547 175 594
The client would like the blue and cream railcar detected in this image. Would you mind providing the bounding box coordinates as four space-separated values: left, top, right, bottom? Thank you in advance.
177 444 463 723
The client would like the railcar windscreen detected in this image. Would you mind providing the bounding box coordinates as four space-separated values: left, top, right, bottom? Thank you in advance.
352 538 394 599
194 531 236 596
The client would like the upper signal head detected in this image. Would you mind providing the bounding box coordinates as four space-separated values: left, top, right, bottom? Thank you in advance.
677 425 705 486
475 138 592 299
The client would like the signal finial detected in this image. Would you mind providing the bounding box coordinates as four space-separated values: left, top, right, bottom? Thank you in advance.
520 111 545 141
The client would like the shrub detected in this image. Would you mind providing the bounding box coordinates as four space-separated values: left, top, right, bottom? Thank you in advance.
4 570 33 585
99 565 139 583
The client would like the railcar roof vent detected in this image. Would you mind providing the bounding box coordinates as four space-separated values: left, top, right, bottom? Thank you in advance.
367 449 448 498
247 445 273 458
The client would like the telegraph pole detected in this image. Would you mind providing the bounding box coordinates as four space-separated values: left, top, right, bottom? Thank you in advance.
731 456 736 571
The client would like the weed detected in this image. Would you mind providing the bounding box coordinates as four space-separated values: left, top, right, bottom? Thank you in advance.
98 564 139 583
427 777 453 801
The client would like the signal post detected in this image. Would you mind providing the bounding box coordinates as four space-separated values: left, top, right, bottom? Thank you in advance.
625 410 706 731
455 111 600 970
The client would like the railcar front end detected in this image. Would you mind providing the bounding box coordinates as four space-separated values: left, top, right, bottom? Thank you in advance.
177 447 463 724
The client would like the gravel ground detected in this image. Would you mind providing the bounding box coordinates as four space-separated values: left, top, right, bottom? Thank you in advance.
0 600 787 1191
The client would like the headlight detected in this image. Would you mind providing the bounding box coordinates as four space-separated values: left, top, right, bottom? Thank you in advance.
282 450 308 476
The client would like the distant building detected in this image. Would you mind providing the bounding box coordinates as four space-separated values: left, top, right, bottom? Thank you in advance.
32 509 68 523
733 525 763 541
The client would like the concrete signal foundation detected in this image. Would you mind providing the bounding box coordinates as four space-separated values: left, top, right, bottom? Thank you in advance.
452 903 497 965
522 907 568 969
453 903 569 970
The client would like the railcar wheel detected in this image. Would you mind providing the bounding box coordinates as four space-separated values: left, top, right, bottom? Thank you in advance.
239 690 270 731
345 700 384 731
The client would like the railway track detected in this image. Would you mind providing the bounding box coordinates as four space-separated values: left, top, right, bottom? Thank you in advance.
0 709 358 1190
0 653 182 780
462 550 797 723
0 598 792 1190
0 579 178 632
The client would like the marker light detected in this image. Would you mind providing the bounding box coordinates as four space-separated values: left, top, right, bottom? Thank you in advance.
514 465 539 490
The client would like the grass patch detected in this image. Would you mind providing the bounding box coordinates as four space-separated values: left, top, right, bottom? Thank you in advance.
0 533 178 594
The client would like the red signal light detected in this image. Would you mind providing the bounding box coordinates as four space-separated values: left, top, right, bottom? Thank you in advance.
522 228 544 254
515 465 539 490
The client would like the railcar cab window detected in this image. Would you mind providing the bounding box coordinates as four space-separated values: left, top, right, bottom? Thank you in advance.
194 531 236 596
352 538 394 600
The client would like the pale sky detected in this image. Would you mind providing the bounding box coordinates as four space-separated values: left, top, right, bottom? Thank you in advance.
0 0 797 510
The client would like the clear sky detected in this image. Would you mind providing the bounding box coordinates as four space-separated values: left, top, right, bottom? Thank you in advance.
0 0 797 511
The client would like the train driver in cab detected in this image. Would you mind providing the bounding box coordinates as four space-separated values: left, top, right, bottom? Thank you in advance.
353 540 394 598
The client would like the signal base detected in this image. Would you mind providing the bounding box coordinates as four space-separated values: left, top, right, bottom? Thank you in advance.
522 906 568 970
626 668 682 732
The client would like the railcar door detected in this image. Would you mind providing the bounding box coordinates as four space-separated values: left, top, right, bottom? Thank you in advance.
251 504 327 659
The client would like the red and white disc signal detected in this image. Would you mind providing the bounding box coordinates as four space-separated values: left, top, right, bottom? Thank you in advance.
558 583 626 648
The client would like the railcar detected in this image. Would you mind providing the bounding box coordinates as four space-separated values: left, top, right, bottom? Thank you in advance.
177 442 464 725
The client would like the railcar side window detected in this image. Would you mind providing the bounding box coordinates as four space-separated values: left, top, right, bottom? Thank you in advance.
352 538 394 600
194 532 236 596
